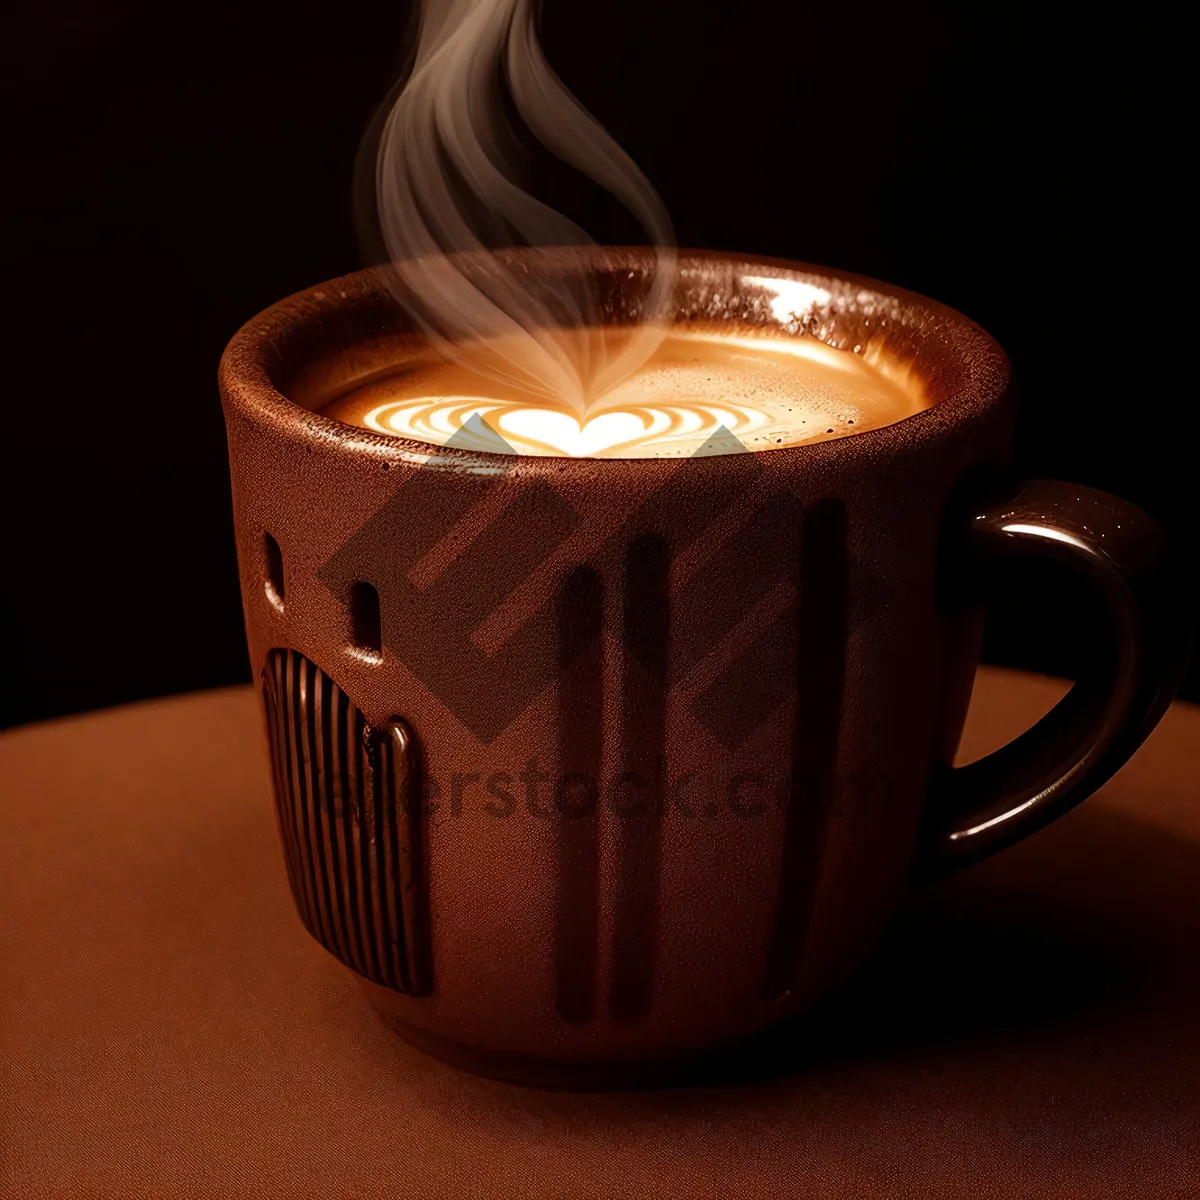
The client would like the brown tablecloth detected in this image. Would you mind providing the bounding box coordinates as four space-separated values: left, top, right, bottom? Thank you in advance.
2 668 1197 1198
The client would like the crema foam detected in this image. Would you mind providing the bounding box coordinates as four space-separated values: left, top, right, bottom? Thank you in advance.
317 328 929 458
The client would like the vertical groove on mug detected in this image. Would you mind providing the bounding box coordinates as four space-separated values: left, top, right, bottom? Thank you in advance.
309 666 342 964
302 657 337 952
275 659 307 914
297 656 329 949
610 534 670 1024
343 691 369 978
554 566 605 1026
358 721 385 986
325 678 356 974
284 652 321 943
388 721 429 995
259 649 430 996
315 671 346 964
330 684 366 980
262 670 302 905
271 654 305 919
763 499 849 1002
373 730 401 992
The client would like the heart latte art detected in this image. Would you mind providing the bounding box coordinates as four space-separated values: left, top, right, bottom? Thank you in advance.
316 329 929 458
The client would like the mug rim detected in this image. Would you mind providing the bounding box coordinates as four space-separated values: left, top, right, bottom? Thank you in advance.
219 248 1012 473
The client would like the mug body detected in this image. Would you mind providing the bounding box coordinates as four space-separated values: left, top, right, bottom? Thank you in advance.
219 250 1012 1084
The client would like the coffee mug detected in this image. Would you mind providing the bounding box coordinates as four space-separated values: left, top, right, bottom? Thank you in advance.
218 249 1190 1087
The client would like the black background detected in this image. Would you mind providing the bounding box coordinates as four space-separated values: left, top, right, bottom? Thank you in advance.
2 0 1194 728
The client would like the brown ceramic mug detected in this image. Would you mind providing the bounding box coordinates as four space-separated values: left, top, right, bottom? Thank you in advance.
218 249 1190 1087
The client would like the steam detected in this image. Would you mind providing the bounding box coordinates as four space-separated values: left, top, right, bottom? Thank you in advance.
361 0 676 417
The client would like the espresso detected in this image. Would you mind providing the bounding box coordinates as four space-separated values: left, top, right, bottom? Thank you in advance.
316 329 929 458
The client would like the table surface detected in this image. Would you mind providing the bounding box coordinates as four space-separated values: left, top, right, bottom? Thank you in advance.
2 668 1197 1199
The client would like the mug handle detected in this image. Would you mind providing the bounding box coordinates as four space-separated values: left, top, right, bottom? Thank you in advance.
918 479 1194 875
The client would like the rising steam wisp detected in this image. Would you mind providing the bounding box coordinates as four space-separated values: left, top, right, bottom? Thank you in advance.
362 0 676 418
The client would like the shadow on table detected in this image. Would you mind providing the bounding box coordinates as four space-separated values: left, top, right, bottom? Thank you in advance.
632 802 1200 1096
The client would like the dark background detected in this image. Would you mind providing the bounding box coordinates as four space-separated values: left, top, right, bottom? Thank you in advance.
2 0 1193 728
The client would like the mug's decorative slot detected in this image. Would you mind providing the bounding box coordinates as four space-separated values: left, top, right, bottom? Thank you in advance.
609 533 671 1025
763 497 849 1002
553 565 605 1026
264 532 286 608
349 581 383 659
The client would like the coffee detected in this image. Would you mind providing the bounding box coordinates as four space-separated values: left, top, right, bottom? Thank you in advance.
315 328 929 458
